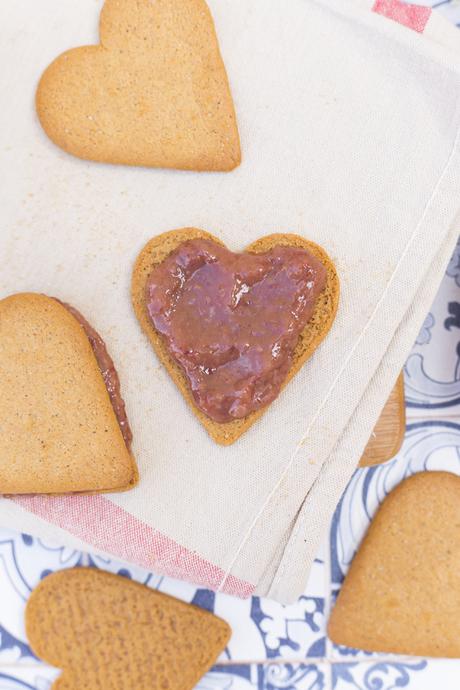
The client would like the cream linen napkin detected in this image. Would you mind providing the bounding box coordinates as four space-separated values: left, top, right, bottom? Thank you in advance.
1 0 460 603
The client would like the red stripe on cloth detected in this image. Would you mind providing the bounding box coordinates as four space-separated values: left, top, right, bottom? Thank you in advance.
372 0 431 32
11 494 254 598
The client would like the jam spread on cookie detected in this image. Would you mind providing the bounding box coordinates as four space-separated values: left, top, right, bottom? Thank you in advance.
58 301 133 449
145 238 327 423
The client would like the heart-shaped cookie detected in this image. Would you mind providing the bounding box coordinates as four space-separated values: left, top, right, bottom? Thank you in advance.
36 0 241 171
328 471 460 657
26 568 231 690
0 293 137 494
132 228 339 445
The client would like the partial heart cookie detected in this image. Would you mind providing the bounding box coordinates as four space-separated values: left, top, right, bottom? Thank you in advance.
0 293 137 494
328 471 460 657
36 0 241 171
26 568 231 690
132 228 339 445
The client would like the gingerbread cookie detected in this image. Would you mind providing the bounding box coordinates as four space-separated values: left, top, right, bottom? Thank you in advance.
26 568 231 690
36 0 241 171
0 293 137 494
132 228 339 445
328 471 460 657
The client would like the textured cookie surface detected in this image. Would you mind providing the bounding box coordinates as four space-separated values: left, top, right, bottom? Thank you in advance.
0 293 137 494
36 0 241 171
26 568 231 690
328 471 460 657
132 228 339 445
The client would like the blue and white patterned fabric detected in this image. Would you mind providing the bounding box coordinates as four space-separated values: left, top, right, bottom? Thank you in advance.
405 239 460 412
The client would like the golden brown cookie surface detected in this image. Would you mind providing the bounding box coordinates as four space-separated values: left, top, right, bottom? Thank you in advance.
132 228 339 445
328 471 460 657
0 293 137 494
36 0 241 171
26 568 231 690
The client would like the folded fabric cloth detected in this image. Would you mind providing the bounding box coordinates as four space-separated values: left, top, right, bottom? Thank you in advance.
2 0 460 603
